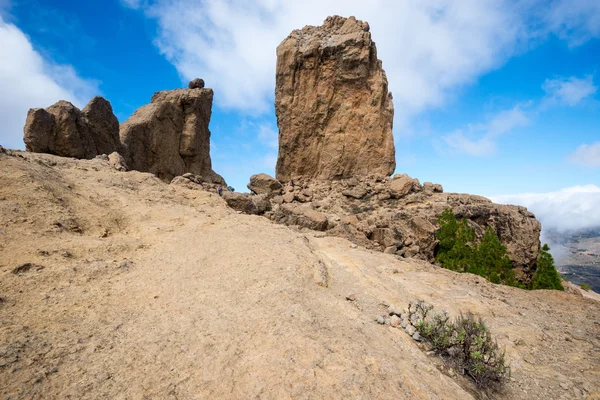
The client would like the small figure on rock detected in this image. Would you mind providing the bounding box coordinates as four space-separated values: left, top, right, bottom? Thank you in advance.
188 78 205 89
217 185 223 196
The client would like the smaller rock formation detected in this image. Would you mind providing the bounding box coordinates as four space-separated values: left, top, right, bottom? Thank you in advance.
24 97 122 159
275 16 396 181
120 88 224 183
188 78 205 89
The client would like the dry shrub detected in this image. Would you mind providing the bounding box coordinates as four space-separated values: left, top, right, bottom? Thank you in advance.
414 302 509 392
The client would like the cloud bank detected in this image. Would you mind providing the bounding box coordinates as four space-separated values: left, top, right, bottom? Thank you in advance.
491 185 600 233
0 17 98 150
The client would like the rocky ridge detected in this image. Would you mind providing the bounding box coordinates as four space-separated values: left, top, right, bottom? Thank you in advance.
275 16 396 181
226 173 542 281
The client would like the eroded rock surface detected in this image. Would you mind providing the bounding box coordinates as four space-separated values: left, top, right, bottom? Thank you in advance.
275 16 395 181
24 97 121 159
120 88 224 183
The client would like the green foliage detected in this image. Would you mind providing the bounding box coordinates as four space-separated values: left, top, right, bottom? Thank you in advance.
227 186 235 192
435 208 516 286
473 227 516 286
531 244 564 291
414 303 509 392
580 282 591 291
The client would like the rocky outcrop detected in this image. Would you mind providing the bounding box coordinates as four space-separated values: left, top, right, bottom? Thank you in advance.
24 97 121 159
234 174 541 280
120 88 224 183
275 16 395 181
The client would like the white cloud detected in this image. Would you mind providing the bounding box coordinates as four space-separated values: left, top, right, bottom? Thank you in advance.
567 142 600 167
541 0 600 47
125 0 525 120
542 75 597 107
0 17 98 150
491 185 600 233
123 0 600 123
441 104 530 156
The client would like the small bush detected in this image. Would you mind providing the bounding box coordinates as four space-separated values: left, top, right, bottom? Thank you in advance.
414 303 509 392
580 282 592 291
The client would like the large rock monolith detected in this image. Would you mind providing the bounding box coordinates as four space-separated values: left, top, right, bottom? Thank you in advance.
275 16 396 182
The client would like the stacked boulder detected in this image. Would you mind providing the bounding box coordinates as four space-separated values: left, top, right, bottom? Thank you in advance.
120 87 224 183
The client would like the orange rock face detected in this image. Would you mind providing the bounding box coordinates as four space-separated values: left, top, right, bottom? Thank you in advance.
275 16 396 182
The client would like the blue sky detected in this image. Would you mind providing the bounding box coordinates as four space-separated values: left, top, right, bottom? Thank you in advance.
1 0 599 232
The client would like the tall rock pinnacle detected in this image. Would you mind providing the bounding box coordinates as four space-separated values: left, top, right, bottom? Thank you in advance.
275 16 396 181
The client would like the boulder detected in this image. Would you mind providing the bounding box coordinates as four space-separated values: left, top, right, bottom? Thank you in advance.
342 186 368 199
82 97 122 156
273 204 328 231
120 88 224 183
188 78 205 89
247 173 283 195
24 97 120 159
275 16 396 181
390 174 420 199
223 192 271 215
108 152 128 171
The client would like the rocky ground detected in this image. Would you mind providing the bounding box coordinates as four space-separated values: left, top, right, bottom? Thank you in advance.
1 150 599 399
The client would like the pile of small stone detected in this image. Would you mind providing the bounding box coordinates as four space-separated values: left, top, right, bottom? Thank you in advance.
376 300 434 342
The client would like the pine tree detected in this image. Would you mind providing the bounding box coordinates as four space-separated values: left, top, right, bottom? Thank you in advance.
531 244 564 291
436 208 458 255
435 209 476 272
474 226 516 286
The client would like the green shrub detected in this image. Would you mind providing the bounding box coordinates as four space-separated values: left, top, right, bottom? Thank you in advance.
580 282 591 291
414 302 509 392
530 244 564 291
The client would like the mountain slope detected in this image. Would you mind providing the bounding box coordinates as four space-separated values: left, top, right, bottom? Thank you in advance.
1 150 598 399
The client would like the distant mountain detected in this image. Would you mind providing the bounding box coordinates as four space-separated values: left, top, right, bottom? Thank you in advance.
545 227 600 292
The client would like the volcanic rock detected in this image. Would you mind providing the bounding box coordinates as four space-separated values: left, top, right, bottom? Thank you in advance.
275 16 395 181
120 88 224 183
82 97 122 155
247 173 283 195
273 204 329 231
188 78 205 89
222 192 271 215
24 97 121 159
